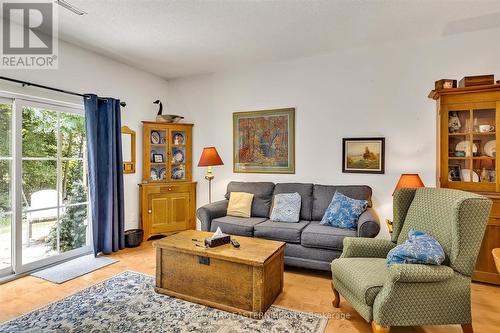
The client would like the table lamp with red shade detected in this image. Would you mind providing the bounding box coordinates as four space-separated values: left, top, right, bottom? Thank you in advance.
393 174 425 195
198 147 224 203
387 174 425 233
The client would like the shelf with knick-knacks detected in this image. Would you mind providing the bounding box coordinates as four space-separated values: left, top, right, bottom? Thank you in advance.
430 80 500 285
446 107 497 191
142 122 193 183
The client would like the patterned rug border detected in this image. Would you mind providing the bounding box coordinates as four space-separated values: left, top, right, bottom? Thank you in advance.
2 270 329 332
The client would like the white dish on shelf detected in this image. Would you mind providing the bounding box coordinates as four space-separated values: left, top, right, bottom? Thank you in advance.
462 169 479 182
484 140 496 157
455 141 477 157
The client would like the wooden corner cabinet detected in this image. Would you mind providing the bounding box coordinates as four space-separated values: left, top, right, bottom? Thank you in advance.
139 122 196 240
430 83 500 285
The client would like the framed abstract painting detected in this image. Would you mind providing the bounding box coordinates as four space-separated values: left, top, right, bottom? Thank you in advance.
233 108 295 173
342 137 385 174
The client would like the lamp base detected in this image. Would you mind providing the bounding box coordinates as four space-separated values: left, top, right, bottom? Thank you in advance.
206 166 214 203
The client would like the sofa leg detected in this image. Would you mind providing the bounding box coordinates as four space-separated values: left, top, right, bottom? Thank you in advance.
461 324 473 333
371 321 390 333
331 282 340 308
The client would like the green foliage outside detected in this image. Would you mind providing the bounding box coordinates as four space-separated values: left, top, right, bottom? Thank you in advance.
47 181 87 252
0 103 88 250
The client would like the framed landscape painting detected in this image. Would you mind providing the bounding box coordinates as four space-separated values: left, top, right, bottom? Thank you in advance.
342 137 385 174
233 108 295 173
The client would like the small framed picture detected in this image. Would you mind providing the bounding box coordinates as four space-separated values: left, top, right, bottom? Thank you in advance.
153 154 164 163
342 137 385 174
448 165 462 181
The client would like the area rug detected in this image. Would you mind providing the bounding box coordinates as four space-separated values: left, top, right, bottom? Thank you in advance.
1 271 328 332
31 254 118 284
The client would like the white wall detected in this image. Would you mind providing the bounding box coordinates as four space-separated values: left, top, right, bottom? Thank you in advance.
167 28 500 238
0 39 168 230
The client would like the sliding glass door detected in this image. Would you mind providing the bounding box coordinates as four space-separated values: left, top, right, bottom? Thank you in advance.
0 98 13 276
0 97 90 277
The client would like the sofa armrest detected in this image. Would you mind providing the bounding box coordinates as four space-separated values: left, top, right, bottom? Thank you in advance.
196 200 228 231
387 264 455 283
357 207 380 238
341 237 396 258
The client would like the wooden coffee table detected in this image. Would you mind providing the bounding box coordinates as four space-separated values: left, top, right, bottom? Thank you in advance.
153 230 285 318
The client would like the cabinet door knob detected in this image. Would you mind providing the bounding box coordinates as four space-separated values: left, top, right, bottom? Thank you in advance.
168 188 172 191
148 209 152 214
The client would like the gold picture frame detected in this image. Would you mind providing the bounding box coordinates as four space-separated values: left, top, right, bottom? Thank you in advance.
233 108 295 174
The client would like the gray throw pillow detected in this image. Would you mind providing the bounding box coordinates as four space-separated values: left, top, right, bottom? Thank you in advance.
270 192 301 223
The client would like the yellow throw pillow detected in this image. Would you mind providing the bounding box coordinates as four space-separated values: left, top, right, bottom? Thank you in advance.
227 192 254 218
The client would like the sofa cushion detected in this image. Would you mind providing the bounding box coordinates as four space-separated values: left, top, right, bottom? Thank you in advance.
285 243 341 263
331 258 387 306
320 191 368 230
210 216 267 237
270 192 301 222
227 192 254 218
274 183 313 220
254 220 310 243
312 185 372 221
301 221 357 250
225 182 275 217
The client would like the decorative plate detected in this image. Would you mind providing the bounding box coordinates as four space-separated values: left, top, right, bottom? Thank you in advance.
172 132 185 145
172 149 185 163
150 168 158 181
484 140 496 157
455 140 477 157
448 169 480 182
171 166 185 180
461 168 479 182
159 167 166 180
151 131 161 144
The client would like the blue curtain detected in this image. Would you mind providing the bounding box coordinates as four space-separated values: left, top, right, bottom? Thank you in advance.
84 94 125 255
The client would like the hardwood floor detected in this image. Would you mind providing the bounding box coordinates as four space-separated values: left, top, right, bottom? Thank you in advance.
1 241 499 333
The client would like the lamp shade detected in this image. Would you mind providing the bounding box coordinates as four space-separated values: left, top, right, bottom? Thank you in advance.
393 174 424 195
198 147 224 167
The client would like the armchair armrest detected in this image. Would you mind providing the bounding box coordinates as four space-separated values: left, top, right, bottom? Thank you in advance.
341 237 396 258
388 264 455 283
196 200 228 231
357 207 380 238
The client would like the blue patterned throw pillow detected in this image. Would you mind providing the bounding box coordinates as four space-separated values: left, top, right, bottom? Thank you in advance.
387 229 445 266
320 191 368 230
270 192 301 223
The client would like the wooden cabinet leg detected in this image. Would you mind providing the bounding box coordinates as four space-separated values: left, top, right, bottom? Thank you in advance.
331 282 340 308
371 321 390 333
461 324 473 333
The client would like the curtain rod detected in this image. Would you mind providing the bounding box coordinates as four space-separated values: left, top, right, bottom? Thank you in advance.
0 76 126 107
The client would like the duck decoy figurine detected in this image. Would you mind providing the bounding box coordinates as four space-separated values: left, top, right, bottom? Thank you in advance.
153 99 184 123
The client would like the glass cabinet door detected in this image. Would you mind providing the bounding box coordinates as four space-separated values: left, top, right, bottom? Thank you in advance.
446 106 496 191
169 130 186 181
472 108 496 184
149 128 167 181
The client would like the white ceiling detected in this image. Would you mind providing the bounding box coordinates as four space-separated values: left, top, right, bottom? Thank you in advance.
58 0 500 79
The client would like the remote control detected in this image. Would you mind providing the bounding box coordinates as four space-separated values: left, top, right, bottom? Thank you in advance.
231 239 240 248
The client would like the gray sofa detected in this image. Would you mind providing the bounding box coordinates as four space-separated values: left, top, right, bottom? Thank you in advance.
197 181 380 271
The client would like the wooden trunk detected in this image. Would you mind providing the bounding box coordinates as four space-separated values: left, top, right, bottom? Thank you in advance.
154 230 285 318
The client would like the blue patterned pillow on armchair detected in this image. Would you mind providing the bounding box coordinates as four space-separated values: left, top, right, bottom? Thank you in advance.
387 229 445 266
320 191 368 230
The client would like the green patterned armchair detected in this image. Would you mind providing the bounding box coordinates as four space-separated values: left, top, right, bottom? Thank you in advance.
330 188 491 333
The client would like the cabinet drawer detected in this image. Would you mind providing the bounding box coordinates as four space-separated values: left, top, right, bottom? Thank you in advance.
158 183 192 193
